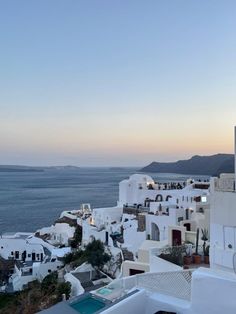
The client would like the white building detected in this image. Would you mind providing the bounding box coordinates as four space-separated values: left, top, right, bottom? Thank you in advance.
209 128 236 273
9 258 63 291
41 128 236 314
80 172 210 260
0 232 70 292
0 233 51 262
37 223 75 246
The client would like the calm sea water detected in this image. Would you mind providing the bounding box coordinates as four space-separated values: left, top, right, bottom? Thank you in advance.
0 168 209 233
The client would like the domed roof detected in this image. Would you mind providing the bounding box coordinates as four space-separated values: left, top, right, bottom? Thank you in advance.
129 174 154 184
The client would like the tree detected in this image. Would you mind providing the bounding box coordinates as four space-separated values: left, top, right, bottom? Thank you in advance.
41 272 58 292
71 226 82 248
56 282 71 301
85 239 111 269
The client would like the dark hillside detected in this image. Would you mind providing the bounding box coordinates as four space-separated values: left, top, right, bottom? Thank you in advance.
141 154 234 175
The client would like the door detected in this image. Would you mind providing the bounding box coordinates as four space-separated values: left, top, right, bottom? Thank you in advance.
105 232 109 245
172 230 181 246
151 223 160 241
22 250 26 261
32 252 36 261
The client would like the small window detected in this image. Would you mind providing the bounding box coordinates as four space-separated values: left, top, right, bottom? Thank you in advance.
48 269 51 273
28 254 31 258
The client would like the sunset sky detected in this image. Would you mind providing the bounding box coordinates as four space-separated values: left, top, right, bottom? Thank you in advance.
0 0 235 166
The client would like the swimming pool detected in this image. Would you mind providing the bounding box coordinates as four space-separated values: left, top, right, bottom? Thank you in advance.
70 295 106 314
96 287 113 296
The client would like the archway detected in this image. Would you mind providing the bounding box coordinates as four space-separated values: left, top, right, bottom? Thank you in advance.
144 198 150 207
155 194 163 202
184 223 191 231
151 223 160 241
165 195 172 201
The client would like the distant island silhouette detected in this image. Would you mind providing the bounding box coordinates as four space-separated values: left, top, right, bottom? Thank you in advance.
140 153 234 176
0 165 80 172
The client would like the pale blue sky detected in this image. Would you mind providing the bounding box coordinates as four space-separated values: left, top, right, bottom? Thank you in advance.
0 0 235 166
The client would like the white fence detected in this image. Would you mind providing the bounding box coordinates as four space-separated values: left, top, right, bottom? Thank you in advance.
136 270 193 301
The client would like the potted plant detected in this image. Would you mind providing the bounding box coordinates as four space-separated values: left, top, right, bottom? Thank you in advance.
183 243 192 265
204 245 210 264
201 228 209 263
193 228 201 264
159 244 185 267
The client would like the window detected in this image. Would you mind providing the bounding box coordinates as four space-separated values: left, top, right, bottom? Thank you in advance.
48 269 51 273
129 269 145 276
28 254 31 258
154 311 176 314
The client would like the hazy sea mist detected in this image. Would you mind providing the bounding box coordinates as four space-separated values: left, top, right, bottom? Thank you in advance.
0 168 209 233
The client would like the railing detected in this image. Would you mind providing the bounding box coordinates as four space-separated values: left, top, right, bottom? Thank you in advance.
106 269 193 301
136 270 193 301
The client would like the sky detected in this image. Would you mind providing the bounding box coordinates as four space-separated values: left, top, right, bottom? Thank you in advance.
0 0 236 166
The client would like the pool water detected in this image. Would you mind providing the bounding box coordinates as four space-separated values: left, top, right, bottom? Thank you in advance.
97 287 113 295
70 296 106 314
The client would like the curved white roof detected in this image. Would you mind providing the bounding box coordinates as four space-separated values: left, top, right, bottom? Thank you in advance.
129 174 154 184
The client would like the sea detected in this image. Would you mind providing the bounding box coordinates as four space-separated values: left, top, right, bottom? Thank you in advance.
0 167 209 233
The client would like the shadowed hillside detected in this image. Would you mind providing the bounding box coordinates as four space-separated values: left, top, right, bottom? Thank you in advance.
140 154 234 176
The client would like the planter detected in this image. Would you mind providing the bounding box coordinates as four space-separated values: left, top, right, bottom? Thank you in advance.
193 254 202 264
204 255 209 264
183 255 192 265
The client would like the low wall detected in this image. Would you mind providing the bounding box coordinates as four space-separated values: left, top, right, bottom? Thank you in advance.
102 289 147 314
